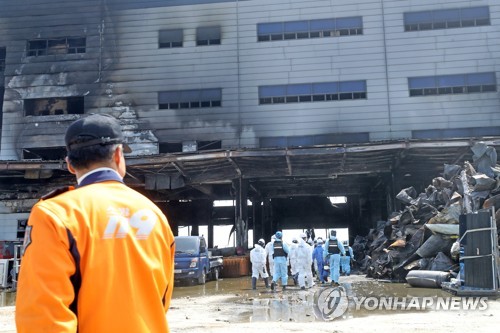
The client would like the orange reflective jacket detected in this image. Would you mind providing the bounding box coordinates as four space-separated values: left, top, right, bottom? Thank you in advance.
15 180 175 333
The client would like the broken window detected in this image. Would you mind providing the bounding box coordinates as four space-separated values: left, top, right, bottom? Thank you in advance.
196 26 221 46
159 140 221 153
24 97 85 116
0 47 5 72
27 37 86 56
198 140 221 151
159 142 183 153
260 132 369 148
158 88 222 109
159 29 183 48
22 147 66 160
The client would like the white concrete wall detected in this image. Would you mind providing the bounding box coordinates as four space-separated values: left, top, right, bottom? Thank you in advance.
1 0 499 154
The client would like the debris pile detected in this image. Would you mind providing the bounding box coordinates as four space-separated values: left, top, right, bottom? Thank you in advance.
353 142 500 282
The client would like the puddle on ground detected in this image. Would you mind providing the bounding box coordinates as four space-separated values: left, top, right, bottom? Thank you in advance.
171 275 456 322
1 274 459 322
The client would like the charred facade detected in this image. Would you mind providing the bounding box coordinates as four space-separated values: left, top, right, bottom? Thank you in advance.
1 0 500 247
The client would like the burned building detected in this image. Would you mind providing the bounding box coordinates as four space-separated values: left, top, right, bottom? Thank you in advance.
1 0 500 248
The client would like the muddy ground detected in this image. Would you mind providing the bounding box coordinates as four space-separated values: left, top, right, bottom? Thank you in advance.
0 274 498 332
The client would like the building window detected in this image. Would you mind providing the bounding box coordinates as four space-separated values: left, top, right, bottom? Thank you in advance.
404 6 490 31
259 81 366 105
257 17 363 42
27 37 86 57
24 97 85 116
413 126 500 140
158 88 222 109
260 132 369 148
159 29 183 48
408 72 496 97
0 47 5 72
196 26 221 46
159 140 221 153
22 147 67 160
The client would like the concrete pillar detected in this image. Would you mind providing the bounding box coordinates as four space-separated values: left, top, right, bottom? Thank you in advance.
208 216 214 249
233 177 249 249
252 198 263 244
263 197 273 241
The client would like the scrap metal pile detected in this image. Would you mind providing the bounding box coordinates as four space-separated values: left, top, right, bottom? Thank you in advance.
353 142 500 282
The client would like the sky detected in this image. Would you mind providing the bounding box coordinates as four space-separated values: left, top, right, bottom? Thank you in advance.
177 225 349 249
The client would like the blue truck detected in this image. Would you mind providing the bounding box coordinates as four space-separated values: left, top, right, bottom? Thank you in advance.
174 236 224 285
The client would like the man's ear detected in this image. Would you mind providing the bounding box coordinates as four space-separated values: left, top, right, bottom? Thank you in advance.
113 146 123 164
65 157 76 175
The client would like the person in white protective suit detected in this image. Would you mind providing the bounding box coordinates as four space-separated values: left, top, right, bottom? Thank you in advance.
296 232 314 290
250 239 270 290
265 235 276 276
288 237 299 285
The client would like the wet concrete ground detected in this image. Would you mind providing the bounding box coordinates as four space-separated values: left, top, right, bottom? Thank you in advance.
1 273 498 332
171 274 452 322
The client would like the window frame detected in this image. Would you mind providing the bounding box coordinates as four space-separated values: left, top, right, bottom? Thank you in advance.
257 16 363 42
159 29 184 48
404 6 490 32
259 81 367 105
408 72 497 97
27 37 86 57
196 26 221 46
158 88 222 109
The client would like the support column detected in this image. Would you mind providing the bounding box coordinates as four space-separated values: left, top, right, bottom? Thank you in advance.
252 197 263 244
263 197 273 241
208 216 214 249
233 177 249 250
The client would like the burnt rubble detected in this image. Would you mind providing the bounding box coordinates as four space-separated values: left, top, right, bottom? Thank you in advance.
353 142 500 282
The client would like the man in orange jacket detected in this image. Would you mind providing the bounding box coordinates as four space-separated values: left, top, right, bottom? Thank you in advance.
15 114 176 332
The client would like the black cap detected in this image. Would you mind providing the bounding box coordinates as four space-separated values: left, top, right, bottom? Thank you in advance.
65 114 132 153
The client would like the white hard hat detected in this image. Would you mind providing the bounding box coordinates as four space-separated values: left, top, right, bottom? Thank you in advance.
317 239 324 244
300 232 307 238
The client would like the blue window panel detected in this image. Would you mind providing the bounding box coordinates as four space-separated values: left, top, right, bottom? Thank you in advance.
461 6 489 20
413 127 500 140
287 84 311 95
179 90 200 102
259 85 286 97
284 20 309 33
310 19 335 31
198 26 220 40
339 81 366 92
433 9 460 22
336 16 363 29
437 74 465 87
409 77 436 89
260 137 287 148
257 23 283 34
467 72 496 85
200 88 221 100
159 91 180 103
404 11 432 24
159 29 183 42
313 82 338 94
288 136 315 147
